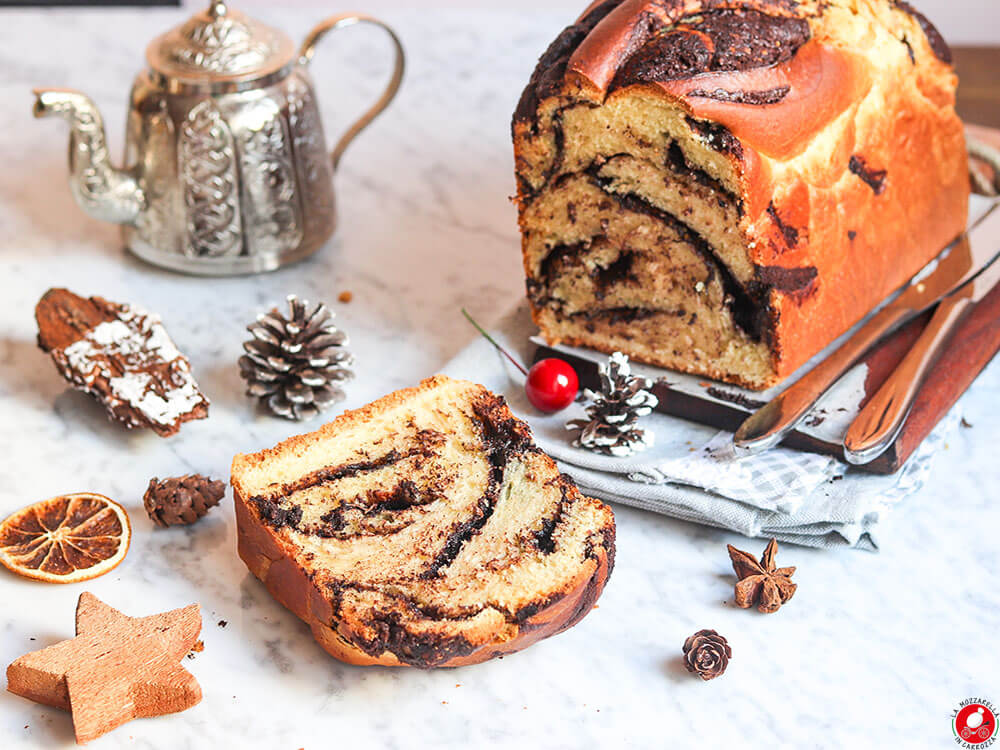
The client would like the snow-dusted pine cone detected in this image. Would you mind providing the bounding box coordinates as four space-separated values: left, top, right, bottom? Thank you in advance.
566 352 658 457
239 295 354 421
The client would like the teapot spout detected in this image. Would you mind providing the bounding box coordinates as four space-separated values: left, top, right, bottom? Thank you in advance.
33 88 144 225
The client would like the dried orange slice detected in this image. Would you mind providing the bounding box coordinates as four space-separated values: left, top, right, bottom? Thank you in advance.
0 493 131 583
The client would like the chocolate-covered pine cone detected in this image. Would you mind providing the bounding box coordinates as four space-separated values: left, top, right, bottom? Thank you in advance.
513 1 968 389
231 375 616 668
144 475 225 527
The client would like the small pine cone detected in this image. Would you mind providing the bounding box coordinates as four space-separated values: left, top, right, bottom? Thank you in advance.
239 295 354 421
144 474 225 528
566 352 658 456
682 629 731 681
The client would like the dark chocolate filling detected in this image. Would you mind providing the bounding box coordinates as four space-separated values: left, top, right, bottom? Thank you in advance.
252 498 303 530
513 0 622 127
755 264 818 294
533 476 575 554
542 113 567 185
766 202 801 248
540 241 588 287
309 480 439 538
893 1 952 63
421 396 533 578
349 609 478 668
610 9 811 91
533 516 560 554
901 36 916 65
593 250 637 298
706 386 767 410
593 181 769 341
848 155 888 195
248 430 445 506
685 116 744 160
664 143 740 206
686 85 791 105
584 525 617 571
530 167 768 340
532 173 818 337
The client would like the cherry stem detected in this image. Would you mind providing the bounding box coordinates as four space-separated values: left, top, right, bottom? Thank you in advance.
461 308 528 376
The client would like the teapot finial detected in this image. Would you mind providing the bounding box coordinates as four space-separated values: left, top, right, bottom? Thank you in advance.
209 1 227 18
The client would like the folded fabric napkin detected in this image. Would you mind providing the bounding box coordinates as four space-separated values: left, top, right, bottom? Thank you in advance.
443 304 960 551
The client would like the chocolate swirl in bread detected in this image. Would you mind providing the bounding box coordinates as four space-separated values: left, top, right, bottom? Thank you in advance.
232 376 615 668
513 0 968 389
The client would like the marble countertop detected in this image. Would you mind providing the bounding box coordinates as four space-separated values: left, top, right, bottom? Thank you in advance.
0 5 997 749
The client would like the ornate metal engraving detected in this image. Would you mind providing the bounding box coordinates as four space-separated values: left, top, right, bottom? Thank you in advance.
286 72 335 236
234 99 303 257
168 12 276 75
33 4 405 275
179 100 242 257
33 90 144 225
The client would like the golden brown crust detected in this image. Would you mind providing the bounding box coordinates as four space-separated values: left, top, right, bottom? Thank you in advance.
234 488 612 667
232 376 615 668
513 1 970 389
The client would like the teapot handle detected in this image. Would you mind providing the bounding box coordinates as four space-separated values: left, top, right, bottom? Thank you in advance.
299 13 405 171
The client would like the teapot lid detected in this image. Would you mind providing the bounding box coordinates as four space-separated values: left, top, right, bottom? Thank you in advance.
146 1 297 87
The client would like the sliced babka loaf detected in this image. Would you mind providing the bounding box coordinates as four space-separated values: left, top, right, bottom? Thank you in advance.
513 0 969 389
231 376 615 668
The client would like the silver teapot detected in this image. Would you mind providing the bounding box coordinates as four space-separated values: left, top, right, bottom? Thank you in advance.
34 1 404 275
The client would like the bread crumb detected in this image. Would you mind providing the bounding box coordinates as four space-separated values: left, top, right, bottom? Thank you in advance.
338 291 353 303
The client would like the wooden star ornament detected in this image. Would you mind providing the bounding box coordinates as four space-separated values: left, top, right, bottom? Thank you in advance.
6 592 202 744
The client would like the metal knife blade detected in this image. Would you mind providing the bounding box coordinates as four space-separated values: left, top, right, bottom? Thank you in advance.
843 219 1000 464
733 202 1000 454
892 203 1000 309
959 219 1000 302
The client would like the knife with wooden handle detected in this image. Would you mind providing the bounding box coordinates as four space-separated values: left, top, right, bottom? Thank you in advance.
733 202 1000 454
843 230 1000 464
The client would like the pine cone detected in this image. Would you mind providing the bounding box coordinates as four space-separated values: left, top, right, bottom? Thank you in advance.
239 295 354 421
682 629 731 681
566 352 658 456
144 474 225 527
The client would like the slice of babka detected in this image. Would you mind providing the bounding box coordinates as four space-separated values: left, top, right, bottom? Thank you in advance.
231 376 615 668
513 0 969 389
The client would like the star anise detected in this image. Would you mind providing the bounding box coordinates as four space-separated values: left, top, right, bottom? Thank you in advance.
727 538 797 613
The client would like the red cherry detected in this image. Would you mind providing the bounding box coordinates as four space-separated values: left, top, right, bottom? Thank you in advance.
526 358 579 413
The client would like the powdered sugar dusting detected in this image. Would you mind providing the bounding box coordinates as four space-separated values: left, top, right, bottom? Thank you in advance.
55 304 208 432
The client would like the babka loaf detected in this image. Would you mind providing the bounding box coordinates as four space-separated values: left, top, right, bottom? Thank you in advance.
231 376 615 668
514 0 969 389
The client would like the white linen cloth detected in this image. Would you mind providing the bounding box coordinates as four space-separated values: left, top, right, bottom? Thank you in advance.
442 304 961 551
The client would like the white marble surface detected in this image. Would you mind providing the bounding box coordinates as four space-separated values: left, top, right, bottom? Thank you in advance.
0 5 998 749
